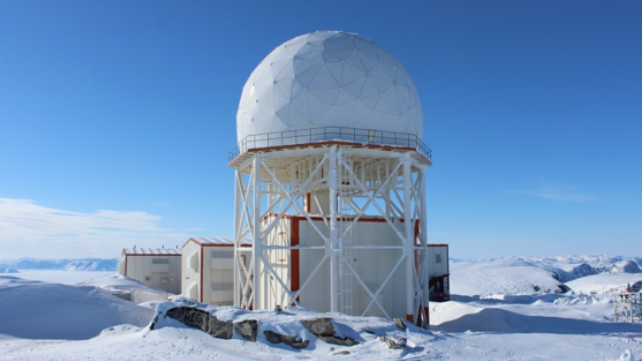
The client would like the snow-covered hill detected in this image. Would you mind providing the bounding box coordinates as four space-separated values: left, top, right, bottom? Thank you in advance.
565 273 642 295
0 276 153 340
450 254 641 296
0 257 118 271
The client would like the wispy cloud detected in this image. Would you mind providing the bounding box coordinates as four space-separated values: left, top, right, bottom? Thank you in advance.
509 184 594 202
0 198 190 259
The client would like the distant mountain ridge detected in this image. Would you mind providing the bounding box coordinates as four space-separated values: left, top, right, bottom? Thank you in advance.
0 258 118 271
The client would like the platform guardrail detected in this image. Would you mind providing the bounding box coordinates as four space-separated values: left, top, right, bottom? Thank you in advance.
229 127 431 161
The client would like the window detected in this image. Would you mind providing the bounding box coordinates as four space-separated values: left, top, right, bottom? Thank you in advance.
152 258 169 264
435 254 442 263
211 250 234 259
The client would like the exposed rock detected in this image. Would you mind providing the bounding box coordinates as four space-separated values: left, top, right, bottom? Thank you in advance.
264 330 282 344
208 316 233 339
166 307 210 332
379 335 407 349
393 317 406 331
301 318 335 336
234 320 258 341
301 318 359 346
318 335 359 346
612 260 643 274
555 285 571 294
263 330 309 349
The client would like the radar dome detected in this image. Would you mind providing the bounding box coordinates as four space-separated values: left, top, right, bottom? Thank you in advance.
236 31 423 144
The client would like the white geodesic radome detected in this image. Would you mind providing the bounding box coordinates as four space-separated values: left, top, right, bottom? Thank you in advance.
236 31 424 148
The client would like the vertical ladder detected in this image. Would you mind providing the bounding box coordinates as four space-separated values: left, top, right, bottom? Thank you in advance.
337 153 354 315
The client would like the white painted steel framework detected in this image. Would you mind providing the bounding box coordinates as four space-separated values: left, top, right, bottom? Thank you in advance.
613 293 642 323
230 144 430 326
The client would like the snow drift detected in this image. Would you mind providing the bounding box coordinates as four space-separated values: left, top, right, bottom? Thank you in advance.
78 273 168 303
0 276 153 340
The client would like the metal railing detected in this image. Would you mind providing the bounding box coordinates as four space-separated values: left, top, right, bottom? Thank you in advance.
228 126 432 161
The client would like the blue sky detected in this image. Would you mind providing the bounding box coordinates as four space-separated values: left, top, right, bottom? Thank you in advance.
0 1 640 259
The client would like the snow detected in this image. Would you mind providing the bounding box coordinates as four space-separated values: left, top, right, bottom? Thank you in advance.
0 257 640 360
450 262 561 296
450 254 642 296
78 273 168 303
0 276 153 340
566 273 642 295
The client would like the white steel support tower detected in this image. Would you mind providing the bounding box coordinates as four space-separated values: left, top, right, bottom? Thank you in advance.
229 143 432 326
613 292 642 323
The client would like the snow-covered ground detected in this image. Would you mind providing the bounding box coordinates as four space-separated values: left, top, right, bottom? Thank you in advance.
0 255 640 360
0 276 153 340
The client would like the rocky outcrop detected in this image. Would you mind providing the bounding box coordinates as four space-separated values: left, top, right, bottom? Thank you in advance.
208 316 233 339
164 308 362 348
263 330 309 349
166 307 210 332
166 307 232 339
301 318 335 336
301 318 359 347
234 320 258 341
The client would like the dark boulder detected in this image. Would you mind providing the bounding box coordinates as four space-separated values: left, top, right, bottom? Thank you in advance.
234 320 258 341
263 330 309 349
318 334 359 347
207 316 233 339
301 318 335 336
166 307 210 332
301 318 358 346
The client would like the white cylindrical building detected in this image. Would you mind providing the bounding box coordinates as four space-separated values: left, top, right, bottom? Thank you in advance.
229 31 432 326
